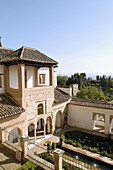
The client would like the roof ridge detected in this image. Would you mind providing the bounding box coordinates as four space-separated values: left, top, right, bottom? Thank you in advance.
0 47 14 51
24 46 58 64
56 88 70 96
20 46 24 59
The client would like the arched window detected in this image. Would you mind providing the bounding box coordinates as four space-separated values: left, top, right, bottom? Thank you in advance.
38 104 43 115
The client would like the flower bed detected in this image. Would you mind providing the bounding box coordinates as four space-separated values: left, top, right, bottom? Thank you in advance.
64 131 113 159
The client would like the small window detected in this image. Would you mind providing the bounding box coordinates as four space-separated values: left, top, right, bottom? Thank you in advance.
39 74 46 84
0 75 2 88
38 104 43 115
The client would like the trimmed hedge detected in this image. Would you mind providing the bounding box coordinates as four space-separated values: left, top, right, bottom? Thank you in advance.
64 131 113 159
34 152 81 170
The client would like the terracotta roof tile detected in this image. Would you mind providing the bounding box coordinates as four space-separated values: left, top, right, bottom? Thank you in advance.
0 93 24 119
1 46 58 64
54 88 70 102
70 98 113 110
0 47 14 61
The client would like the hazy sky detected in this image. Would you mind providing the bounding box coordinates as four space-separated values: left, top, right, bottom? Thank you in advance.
0 0 113 76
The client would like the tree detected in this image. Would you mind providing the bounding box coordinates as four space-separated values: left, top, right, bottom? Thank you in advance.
76 86 105 100
57 76 68 86
0 37 2 47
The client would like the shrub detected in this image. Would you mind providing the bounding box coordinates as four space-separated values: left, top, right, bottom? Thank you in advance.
83 145 88 150
60 134 65 143
47 142 51 150
76 142 82 148
52 142 56 150
88 147 94 152
93 147 99 153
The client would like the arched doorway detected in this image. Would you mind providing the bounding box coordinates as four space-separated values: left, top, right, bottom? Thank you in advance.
36 118 44 138
46 117 52 134
55 111 62 129
28 123 35 137
8 127 22 146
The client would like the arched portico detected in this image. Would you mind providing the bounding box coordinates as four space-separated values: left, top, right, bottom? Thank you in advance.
8 127 22 146
55 111 63 129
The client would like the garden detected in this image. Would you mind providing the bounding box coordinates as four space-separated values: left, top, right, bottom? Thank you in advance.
17 160 44 170
64 131 113 159
34 151 81 170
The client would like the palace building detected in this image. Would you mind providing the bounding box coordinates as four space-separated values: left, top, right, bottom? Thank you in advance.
0 46 70 145
0 45 113 149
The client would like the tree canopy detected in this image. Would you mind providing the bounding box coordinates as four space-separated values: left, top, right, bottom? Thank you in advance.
76 86 105 100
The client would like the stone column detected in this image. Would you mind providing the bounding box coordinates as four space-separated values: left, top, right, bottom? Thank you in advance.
4 65 9 91
0 127 6 145
49 66 54 87
92 114 98 130
53 148 65 170
18 64 25 108
21 136 28 156
109 119 112 134
44 120 46 137
34 123 37 143
105 114 109 134
35 67 38 87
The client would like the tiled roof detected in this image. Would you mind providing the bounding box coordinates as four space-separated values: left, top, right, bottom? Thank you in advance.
0 93 24 119
1 46 58 64
69 97 113 110
0 47 14 60
54 88 71 102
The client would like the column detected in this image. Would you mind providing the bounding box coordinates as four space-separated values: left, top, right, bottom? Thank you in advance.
53 148 65 170
44 119 46 137
109 119 112 134
49 66 54 87
92 114 98 130
35 67 38 87
18 64 25 107
0 127 6 144
105 114 109 134
21 136 28 156
34 123 37 143
4 65 9 91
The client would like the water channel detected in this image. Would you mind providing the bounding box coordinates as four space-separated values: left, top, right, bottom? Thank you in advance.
61 147 113 170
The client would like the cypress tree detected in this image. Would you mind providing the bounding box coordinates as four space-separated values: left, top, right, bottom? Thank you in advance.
0 37 2 47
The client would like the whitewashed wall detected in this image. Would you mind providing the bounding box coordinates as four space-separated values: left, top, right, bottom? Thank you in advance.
39 67 49 85
9 65 19 88
68 104 113 132
26 66 35 88
0 65 4 93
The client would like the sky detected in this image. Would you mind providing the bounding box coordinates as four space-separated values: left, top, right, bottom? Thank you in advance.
0 0 113 78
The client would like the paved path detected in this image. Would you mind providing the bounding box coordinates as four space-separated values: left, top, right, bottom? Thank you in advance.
0 148 21 170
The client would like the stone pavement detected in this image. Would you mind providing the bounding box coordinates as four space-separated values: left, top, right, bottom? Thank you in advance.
0 148 21 170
